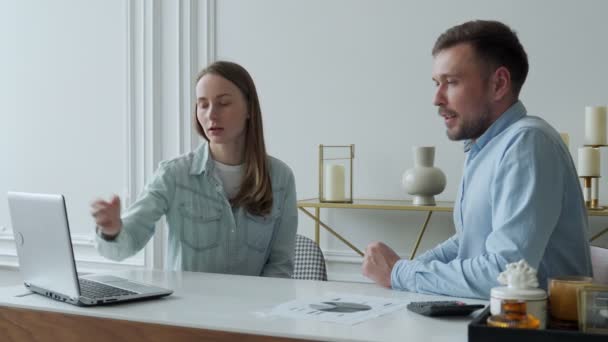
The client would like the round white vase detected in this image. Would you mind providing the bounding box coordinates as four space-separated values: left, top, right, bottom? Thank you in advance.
402 146 446 205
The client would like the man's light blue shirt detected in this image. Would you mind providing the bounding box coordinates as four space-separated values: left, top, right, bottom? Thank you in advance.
96 143 298 278
392 101 592 298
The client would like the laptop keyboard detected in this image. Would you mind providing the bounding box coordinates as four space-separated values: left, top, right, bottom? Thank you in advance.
79 278 137 298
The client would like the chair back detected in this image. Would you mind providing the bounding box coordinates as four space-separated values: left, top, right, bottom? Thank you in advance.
292 234 327 281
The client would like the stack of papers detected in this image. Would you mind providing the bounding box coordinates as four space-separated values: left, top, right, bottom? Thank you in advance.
269 294 408 325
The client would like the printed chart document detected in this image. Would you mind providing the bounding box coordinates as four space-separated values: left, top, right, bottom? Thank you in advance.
269 294 408 325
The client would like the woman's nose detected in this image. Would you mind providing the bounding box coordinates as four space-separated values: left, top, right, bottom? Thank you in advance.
207 105 219 120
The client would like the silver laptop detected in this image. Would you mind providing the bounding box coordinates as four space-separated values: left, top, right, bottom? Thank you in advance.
7 191 173 306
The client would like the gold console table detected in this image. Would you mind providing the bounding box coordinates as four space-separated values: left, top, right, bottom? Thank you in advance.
297 198 453 259
297 198 608 259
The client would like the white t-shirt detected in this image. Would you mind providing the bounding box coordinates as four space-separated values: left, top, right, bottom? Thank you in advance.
212 159 244 199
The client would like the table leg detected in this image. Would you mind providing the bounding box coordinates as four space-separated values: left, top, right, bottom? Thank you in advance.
590 226 608 242
298 207 364 256
315 207 320 245
409 211 433 260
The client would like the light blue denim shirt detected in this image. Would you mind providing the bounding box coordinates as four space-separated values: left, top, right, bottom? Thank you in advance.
392 101 593 299
96 143 298 278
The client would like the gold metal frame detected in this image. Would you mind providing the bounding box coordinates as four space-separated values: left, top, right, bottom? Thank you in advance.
319 145 354 203
581 144 606 209
298 198 608 258
298 198 452 258
580 176 602 209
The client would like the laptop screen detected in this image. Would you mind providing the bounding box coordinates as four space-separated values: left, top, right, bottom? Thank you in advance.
7 192 81 300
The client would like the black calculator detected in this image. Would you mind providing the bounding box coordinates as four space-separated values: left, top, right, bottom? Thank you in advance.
406 301 485 317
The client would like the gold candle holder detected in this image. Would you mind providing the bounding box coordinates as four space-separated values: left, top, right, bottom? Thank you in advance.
319 145 354 203
579 176 603 210
592 177 600 209
578 144 602 210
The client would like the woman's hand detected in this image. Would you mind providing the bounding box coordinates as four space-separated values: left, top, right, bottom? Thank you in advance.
90 195 123 238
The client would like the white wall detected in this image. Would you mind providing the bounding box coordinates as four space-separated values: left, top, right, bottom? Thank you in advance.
214 0 608 280
1 0 212 270
2 0 607 281
0 0 138 266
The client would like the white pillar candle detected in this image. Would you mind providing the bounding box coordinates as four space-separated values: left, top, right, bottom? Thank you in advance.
578 147 600 177
559 132 569 148
324 164 345 201
584 106 607 146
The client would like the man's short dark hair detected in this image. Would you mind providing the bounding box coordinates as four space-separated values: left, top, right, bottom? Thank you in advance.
432 20 529 97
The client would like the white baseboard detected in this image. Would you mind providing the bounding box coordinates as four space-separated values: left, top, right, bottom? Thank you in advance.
324 249 363 263
0 233 144 272
0 259 18 270
323 249 373 283
2 235 375 283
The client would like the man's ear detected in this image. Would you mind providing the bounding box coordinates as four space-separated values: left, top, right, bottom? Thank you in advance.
491 66 512 101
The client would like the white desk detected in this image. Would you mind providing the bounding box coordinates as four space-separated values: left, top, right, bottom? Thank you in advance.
0 270 486 342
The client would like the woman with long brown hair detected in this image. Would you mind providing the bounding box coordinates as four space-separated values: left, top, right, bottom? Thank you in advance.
91 61 297 277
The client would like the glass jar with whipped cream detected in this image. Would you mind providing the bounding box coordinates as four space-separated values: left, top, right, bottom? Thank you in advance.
490 260 548 329
490 284 547 329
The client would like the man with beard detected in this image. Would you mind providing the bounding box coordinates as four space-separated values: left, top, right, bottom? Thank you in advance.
362 20 592 299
